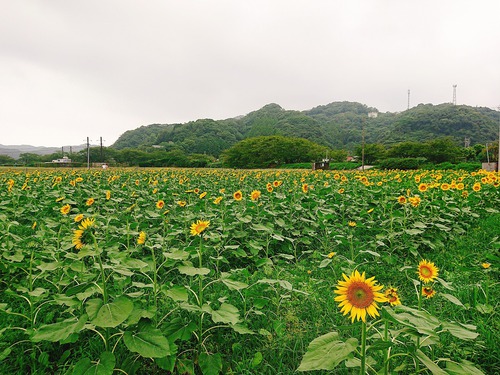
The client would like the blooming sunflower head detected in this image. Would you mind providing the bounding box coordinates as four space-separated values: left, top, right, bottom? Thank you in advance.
72 218 96 250
250 190 261 201
74 214 84 223
302 184 309 193
233 190 243 201
481 262 491 269
156 200 165 209
334 270 387 323
137 231 146 245
417 260 439 283
60 204 71 215
213 196 223 205
397 195 407 205
348 221 357 227
86 197 95 206
422 286 436 299
190 220 210 236
384 287 402 306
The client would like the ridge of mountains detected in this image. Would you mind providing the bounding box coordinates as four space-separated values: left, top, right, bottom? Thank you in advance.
111 101 499 157
0 144 88 159
2 101 498 159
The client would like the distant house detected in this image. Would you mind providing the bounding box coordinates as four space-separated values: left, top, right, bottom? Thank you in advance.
312 159 330 170
52 156 72 163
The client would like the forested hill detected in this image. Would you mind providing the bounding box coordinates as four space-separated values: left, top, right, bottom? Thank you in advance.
111 102 499 156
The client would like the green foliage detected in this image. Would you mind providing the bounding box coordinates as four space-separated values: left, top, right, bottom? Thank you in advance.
378 157 427 170
221 135 330 168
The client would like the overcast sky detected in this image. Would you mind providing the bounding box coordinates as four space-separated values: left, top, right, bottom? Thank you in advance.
1 1 499 147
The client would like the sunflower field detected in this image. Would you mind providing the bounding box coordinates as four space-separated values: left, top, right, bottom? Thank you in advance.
0 167 499 374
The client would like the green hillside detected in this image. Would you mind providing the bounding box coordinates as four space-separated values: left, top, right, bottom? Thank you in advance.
111 102 499 156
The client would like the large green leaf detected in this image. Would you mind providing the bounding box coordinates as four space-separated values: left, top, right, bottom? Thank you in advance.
72 351 115 375
209 303 240 325
415 349 447 375
123 326 171 358
445 359 485 374
91 296 134 328
441 321 478 340
32 314 88 343
297 331 358 371
177 265 211 276
199 352 222 375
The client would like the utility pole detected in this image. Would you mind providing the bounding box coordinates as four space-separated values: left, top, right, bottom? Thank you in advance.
452 85 457 105
86 137 90 170
407 89 410 110
361 117 365 171
100 137 104 163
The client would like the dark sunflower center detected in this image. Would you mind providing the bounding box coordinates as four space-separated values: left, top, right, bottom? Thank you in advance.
347 282 374 308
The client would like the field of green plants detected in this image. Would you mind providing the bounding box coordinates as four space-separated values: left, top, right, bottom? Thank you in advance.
0 167 499 374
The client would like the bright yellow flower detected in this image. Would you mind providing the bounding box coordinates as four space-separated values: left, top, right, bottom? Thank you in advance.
334 270 387 323
199 192 207 199
397 195 407 204
190 220 210 236
417 260 439 284
348 221 357 227
384 287 401 306
481 262 491 269
137 231 146 245
72 218 95 250
60 204 71 215
156 200 165 209
418 183 428 193
440 183 450 191
338 188 345 194
472 182 481 192
422 286 436 299
106 190 111 200
178 200 187 207
302 184 309 193
213 196 223 205
74 214 84 222
233 190 243 201
250 190 261 201
327 252 336 259
86 198 95 206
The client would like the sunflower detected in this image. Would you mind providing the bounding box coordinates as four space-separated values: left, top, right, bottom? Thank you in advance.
409 196 421 207
106 190 111 200
418 183 428 193
86 197 95 206
213 196 223 205
250 190 261 201
302 184 309 193
334 270 387 323
397 195 407 204
273 180 282 187
233 190 243 201
440 183 450 191
422 286 436 299
384 287 401 306
72 218 95 250
199 192 207 199
348 221 357 227
417 260 439 283
156 200 165 209
266 185 273 193
190 220 210 236
74 214 84 223
472 182 481 192
327 252 336 259
137 231 146 245
177 200 187 207
60 204 71 215
338 188 345 194
481 262 491 269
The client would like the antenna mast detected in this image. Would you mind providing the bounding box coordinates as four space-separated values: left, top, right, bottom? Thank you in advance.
452 84 457 105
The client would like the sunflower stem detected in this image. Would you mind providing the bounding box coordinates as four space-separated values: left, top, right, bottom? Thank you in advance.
360 320 367 375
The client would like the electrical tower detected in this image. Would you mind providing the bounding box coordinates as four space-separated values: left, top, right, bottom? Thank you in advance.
452 84 457 105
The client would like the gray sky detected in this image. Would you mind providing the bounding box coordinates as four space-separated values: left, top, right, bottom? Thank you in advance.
1 1 499 147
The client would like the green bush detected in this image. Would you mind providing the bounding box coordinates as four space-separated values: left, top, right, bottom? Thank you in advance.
377 157 427 170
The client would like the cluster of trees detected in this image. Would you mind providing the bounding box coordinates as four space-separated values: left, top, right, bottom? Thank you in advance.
221 135 347 169
357 137 498 168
